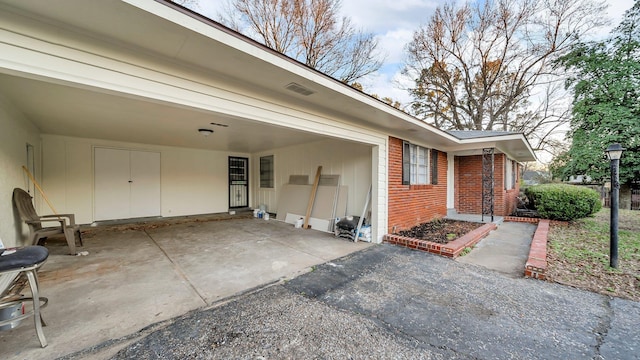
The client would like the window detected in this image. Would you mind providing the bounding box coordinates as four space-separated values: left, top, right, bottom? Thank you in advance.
505 158 516 190
259 155 274 188
402 142 433 185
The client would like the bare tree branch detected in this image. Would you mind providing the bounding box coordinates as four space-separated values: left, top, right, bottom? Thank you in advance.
405 0 608 157
220 0 384 83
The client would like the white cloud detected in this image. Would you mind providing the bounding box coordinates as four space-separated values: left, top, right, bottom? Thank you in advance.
375 28 414 64
606 0 630 23
340 0 438 33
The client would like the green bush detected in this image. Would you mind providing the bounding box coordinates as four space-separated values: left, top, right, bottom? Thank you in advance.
525 184 602 221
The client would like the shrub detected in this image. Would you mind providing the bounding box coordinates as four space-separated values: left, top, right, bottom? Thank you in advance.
525 184 602 221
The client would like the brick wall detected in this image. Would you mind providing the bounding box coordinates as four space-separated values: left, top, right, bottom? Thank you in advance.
454 154 521 216
388 137 448 233
455 155 482 214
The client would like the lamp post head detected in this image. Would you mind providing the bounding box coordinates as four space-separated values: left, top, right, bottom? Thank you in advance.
605 143 625 161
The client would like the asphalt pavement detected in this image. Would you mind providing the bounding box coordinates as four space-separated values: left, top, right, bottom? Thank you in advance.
72 244 638 360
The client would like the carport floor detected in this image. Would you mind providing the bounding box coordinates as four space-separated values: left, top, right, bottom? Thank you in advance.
0 217 371 360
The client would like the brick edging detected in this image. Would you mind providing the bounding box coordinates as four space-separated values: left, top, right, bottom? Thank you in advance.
524 219 550 280
504 216 540 223
383 222 497 258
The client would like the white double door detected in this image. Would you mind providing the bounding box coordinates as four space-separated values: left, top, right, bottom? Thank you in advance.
94 148 161 221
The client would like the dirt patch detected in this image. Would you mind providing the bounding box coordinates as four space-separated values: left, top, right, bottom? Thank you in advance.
547 209 640 302
396 219 483 244
81 212 254 236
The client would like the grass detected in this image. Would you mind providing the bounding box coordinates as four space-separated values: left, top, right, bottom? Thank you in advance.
459 246 474 257
547 208 640 301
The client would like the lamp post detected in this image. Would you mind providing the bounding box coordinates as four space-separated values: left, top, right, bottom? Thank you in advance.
605 143 625 268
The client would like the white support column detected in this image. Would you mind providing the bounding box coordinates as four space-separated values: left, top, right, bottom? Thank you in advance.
372 142 388 243
447 153 455 211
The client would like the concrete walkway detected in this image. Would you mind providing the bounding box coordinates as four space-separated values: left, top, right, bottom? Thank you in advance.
457 222 537 277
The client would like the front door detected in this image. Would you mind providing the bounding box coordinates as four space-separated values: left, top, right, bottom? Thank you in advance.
229 156 249 208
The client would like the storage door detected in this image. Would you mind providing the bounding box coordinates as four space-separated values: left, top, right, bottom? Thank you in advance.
130 151 161 218
94 148 161 221
94 148 131 221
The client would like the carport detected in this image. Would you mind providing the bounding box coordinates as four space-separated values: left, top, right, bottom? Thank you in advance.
0 215 371 359
0 0 411 247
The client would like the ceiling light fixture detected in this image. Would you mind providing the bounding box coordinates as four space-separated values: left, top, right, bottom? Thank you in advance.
198 128 214 137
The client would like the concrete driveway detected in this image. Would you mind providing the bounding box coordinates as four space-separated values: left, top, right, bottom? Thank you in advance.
0 216 370 360
103 244 639 359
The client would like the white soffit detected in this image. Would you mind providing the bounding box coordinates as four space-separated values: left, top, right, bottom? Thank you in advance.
0 0 535 160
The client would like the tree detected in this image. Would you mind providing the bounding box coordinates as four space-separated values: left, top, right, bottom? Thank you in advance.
219 0 383 83
551 0 640 186
404 0 608 154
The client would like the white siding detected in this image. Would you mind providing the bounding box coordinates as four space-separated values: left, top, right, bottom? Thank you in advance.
41 135 250 224
0 94 42 247
161 148 230 217
251 139 373 217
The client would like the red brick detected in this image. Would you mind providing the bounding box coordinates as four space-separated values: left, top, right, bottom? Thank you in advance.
524 220 550 280
387 137 448 233
454 155 521 217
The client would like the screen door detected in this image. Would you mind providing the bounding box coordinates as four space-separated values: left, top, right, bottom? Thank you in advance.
229 157 249 208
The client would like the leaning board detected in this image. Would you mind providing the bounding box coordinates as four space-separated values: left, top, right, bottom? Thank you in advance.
276 184 348 231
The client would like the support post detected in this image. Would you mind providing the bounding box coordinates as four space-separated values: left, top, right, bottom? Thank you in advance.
610 158 620 268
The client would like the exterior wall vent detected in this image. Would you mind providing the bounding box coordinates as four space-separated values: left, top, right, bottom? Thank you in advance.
285 82 315 96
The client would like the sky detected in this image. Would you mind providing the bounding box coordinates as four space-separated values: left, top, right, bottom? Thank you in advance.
190 0 632 105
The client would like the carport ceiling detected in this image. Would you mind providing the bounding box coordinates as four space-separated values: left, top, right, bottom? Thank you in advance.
0 73 326 153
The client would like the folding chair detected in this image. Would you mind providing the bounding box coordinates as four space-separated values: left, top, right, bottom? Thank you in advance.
0 245 49 347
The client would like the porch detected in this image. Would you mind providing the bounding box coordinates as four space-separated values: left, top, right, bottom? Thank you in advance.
0 215 371 359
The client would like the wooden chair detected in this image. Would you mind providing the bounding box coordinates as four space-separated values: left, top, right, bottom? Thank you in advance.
12 188 82 255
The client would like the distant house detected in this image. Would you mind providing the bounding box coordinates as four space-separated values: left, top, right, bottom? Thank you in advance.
0 0 536 247
523 170 550 185
567 175 593 184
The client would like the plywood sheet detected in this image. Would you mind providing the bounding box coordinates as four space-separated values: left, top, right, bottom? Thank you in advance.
318 175 340 186
311 185 339 219
276 184 311 221
276 183 348 229
284 213 331 232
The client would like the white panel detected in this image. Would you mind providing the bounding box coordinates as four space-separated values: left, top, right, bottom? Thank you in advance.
253 139 372 217
0 95 41 247
161 149 231 217
284 213 331 232
94 148 131 220
41 137 66 215
66 142 93 224
130 151 161 218
447 153 455 209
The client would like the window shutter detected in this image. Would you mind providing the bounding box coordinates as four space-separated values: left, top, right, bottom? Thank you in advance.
402 141 410 185
431 149 438 185
504 158 508 190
